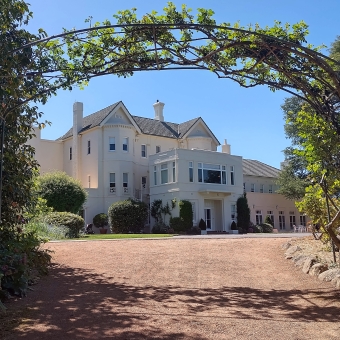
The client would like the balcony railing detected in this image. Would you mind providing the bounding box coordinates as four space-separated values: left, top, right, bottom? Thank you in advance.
123 187 129 194
109 187 116 193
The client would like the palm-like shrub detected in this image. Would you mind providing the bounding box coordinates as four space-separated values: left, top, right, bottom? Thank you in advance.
108 198 148 233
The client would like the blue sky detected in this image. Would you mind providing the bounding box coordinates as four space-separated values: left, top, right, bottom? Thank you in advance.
26 0 340 169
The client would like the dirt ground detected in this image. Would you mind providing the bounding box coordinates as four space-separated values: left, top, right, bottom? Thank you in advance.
2 237 340 340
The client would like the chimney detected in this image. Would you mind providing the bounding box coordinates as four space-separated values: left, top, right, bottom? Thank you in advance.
221 139 231 154
153 100 165 121
72 102 83 180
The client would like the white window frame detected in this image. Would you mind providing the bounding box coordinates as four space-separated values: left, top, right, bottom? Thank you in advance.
197 163 226 185
141 144 147 158
109 137 116 151
161 163 168 184
269 184 273 193
189 161 194 182
172 162 176 182
123 172 128 193
153 166 157 185
260 184 264 193
289 213 296 229
300 215 306 226
251 183 255 192
109 173 116 193
231 204 236 221
255 210 263 225
279 211 285 230
230 166 235 185
267 211 274 226
122 137 128 152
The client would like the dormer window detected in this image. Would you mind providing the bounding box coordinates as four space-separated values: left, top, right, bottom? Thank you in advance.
156 145 161 153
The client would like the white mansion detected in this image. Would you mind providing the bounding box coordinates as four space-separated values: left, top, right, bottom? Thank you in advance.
28 100 305 232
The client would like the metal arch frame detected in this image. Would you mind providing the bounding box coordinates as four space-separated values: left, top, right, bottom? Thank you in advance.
0 22 340 220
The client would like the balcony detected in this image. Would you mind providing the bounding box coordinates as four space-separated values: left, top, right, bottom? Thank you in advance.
109 187 116 194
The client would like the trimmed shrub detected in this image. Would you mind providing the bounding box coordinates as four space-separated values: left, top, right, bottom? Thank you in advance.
36 171 87 214
187 226 201 235
93 213 108 228
199 218 207 230
35 212 85 238
237 193 250 233
24 221 68 240
108 198 148 233
264 215 274 226
259 223 273 233
253 224 263 233
152 221 168 234
169 217 185 232
230 221 237 230
179 200 193 231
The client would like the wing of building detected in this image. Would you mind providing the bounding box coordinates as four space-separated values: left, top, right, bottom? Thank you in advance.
28 100 305 232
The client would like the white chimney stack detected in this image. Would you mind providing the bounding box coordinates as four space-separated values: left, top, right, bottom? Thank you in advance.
153 100 165 121
72 102 83 180
221 139 231 154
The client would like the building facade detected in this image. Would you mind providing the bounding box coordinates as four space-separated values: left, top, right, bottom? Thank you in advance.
29 100 303 232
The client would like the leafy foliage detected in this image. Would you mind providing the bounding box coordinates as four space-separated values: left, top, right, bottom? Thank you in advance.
258 223 274 233
230 221 237 230
0 229 51 303
108 198 148 233
36 172 87 214
264 215 274 226
236 194 250 233
93 213 108 228
35 212 85 238
23 221 68 240
179 200 193 231
169 216 185 232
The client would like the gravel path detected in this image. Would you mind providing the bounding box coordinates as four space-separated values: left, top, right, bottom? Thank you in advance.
6 238 340 339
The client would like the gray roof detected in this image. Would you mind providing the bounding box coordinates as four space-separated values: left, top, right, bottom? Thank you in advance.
243 159 280 178
57 101 217 142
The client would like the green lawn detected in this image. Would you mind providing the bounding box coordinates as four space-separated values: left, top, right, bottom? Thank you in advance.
77 234 173 240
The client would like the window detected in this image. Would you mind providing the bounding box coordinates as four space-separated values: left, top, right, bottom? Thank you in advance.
109 137 115 151
300 215 306 226
87 140 91 154
251 183 255 192
243 183 246 192
172 162 176 182
269 184 273 193
267 211 274 227
260 184 264 193
256 210 263 225
141 176 147 189
141 144 147 158
189 162 194 182
156 145 161 153
122 137 128 151
88 175 91 188
231 204 236 221
69 147 72 160
197 163 226 184
289 211 296 229
279 211 285 230
161 163 168 184
153 166 157 185
222 166 226 184
109 173 116 193
230 166 235 185
123 173 128 193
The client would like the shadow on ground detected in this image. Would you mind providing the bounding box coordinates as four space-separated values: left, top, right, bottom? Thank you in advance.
4 262 340 339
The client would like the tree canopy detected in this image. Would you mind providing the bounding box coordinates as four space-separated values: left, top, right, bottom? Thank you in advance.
1 0 340 239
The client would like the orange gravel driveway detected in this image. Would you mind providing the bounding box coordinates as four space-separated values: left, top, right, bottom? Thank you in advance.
6 238 340 339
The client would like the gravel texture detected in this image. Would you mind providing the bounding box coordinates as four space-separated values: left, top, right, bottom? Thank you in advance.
4 238 340 339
